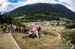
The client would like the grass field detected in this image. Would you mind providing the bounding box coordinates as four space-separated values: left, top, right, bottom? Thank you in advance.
13 33 70 49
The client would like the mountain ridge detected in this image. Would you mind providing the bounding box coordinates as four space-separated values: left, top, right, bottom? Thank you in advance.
6 3 75 21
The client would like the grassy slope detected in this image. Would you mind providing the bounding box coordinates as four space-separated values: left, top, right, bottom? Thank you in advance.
12 26 70 49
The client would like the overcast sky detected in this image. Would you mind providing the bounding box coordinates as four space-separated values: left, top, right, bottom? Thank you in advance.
0 0 75 13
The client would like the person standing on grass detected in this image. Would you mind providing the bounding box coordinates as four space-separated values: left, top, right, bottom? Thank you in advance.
70 37 75 49
0 24 2 31
37 26 41 38
2 24 6 32
16 26 19 32
2 23 7 32
12 24 16 32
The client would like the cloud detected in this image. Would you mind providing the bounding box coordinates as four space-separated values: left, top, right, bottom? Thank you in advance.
64 3 75 12
0 0 75 13
0 0 41 13
0 0 59 13
58 0 75 3
0 1 14 12
0 0 7 4
64 0 75 3
57 0 75 12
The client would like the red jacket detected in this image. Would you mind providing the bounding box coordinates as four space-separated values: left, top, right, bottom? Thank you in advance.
28 28 37 33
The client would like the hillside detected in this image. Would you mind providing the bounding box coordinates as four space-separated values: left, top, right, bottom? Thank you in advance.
6 3 75 21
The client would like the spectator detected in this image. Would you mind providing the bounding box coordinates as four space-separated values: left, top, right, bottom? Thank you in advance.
37 26 41 37
12 24 16 32
70 37 75 49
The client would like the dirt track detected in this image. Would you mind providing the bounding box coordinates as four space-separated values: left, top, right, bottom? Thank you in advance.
0 33 21 49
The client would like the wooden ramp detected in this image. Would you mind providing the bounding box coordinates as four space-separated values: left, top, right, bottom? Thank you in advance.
0 33 21 49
